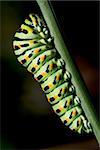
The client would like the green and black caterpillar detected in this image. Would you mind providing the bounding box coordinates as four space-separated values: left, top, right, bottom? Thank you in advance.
13 14 92 134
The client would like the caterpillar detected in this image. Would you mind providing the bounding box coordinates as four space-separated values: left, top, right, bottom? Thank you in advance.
13 13 92 134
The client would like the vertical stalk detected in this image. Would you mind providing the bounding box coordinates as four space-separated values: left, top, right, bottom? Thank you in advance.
36 0 100 143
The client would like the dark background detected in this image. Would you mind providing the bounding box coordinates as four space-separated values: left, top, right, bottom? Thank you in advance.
1 1 99 149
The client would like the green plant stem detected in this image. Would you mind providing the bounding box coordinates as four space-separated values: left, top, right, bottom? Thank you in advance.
36 0 100 143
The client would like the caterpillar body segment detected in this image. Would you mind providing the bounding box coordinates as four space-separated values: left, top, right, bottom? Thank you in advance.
27 49 56 74
34 58 63 83
52 95 80 117
13 13 92 134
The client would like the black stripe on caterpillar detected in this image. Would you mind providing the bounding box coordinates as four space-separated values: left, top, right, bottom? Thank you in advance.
13 13 92 134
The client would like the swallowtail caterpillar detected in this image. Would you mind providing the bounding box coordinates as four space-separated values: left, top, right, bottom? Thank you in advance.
13 13 92 134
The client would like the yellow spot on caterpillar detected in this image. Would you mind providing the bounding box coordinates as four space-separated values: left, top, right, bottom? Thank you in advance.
78 118 81 124
29 40 34 45
33 20 37 26
18 45 22 49
72 109 76 116
54 95 58 99
34 48 39 54
34 65 38 69
31 17 37 26
67 99 71 106
50 63 53 70
48 83 53 88
41 72 46 76
59 107 63 111
56 75 60 81
48 98 50 102
29 14 37 26
25 56 29 61
66 118 69 122
40 55 46 61
20 61 23 64
28 28 33 33
62 88 65 93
